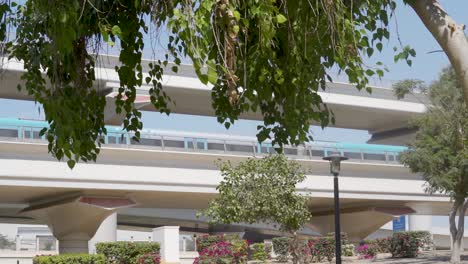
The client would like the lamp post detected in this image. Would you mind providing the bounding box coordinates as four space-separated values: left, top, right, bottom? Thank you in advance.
323 153 348 264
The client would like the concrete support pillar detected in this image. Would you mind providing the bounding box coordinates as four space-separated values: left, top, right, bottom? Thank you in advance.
15 235 21 251
153 226 180 264
408 215 432 232
59 233 90 254
20 194 135 254
88 213 117 253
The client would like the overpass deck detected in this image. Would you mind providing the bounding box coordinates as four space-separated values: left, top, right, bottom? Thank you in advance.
1 56 426 135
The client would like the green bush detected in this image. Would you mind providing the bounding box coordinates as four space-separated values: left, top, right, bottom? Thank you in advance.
136 253 161 264
96 241 160 264
250 243 268 262
411 231 433 251
33 254 105 264
272 237 290 262
363 237 391 253
342 244 355 257
390 232 422 258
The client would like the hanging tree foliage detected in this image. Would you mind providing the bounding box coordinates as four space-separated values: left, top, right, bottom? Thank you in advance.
0 0 415 167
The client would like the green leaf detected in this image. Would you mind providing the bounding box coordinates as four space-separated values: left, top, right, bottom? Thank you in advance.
233 11 241 21
276 14 287 24
111 25 122 38
199 74 208 85
67 160 76 169
207 61 217 84
376 42 383 52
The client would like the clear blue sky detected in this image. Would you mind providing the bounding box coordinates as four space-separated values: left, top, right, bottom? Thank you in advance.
0 0 466 227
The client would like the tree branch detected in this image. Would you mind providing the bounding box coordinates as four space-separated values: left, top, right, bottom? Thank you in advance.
408 0 468 105
456 199 468 241
449 198 462 240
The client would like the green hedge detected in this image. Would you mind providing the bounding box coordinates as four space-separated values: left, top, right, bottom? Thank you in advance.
272 237 290 262
96 242 160 264
33 254 105 264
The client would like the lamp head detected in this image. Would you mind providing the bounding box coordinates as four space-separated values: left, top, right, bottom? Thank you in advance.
323 153 348 176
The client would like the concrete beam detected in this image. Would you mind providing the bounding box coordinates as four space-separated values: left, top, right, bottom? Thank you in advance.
308 206 415 241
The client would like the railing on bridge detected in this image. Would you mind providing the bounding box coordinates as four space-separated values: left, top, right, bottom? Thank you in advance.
0 118 407 164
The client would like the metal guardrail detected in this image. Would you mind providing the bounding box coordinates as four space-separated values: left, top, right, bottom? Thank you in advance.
0 119 406 164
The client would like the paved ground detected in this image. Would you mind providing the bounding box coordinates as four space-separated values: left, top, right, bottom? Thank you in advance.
342 251 468 263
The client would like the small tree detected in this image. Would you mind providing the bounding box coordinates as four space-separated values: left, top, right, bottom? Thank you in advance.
202 155 311 264
395 68 468 263
0 234 15 250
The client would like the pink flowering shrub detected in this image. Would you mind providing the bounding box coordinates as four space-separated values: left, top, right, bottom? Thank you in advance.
137 253 161 264
390 232 422 258
197 235 226 253
194 241 235 264
308 237 334 262
231 239 248 263
356 244 377 260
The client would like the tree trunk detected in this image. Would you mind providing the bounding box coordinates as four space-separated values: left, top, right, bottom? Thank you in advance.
290 232 299 264
452 239 462 264
408 0 468 105
449 197 468 263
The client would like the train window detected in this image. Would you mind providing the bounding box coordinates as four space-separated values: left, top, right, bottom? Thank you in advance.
0 128 18 138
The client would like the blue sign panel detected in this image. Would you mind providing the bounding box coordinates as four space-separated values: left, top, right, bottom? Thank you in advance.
393 216 406 232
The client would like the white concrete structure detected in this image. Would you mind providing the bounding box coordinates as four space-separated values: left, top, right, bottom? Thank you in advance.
409 215 433 232
153 226 180 264
88 213 118 254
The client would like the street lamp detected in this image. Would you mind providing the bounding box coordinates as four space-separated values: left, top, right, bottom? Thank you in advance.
323 153 348 264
